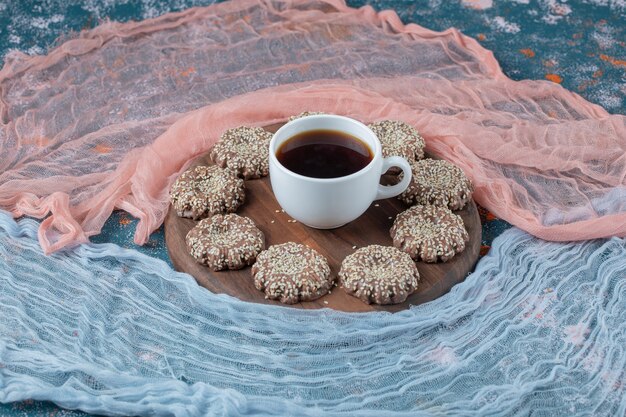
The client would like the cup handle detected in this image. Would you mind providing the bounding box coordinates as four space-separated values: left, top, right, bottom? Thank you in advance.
375 156 412 200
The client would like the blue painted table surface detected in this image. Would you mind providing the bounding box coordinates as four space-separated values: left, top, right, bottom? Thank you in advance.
0 0 623 415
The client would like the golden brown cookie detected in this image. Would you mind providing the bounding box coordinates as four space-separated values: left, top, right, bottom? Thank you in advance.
170 165 245 220
399 159 473 210
186 214 264 271
368 120 425 165
391 204 468 263
252 242 332 304
210 126 272 179
339 245 419 305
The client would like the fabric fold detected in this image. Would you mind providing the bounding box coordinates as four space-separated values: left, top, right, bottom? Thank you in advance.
0 0 624 253
0 211 624 416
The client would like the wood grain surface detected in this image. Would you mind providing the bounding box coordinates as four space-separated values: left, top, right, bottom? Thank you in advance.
165 123 481 313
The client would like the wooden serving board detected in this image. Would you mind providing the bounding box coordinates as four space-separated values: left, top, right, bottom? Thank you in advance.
165 123 481 313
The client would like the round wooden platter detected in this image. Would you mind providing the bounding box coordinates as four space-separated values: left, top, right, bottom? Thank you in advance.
165 123 481 313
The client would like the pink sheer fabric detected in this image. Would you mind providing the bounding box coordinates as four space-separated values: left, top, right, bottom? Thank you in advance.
0 0 624 253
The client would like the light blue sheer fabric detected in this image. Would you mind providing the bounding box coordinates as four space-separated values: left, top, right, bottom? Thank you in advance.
0 210 624 416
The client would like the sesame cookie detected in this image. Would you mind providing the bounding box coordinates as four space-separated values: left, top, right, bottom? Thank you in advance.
210 126 273 179
251 242 332 304
339 245 419 305
391 205 469 263
399 159 473 210
288 111 326 121
186 214 265 271
170 165 245 220
368 120 425 166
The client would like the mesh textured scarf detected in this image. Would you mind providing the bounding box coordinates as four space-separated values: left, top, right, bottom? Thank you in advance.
0 210 624 415
0 0 625 253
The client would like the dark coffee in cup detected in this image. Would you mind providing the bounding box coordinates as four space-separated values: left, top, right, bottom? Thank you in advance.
276 129 373 179
269 114 413 228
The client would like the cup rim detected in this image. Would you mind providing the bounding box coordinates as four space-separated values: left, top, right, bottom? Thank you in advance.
269 114 381 183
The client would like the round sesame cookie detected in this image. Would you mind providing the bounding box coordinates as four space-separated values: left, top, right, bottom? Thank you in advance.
186 214 265 271
251 242 332 304
210 126 273 179
170 165 245 220
391 205 469 263
287 111 326 121
368 120 425 165
399 159 473 210
339 245 419 305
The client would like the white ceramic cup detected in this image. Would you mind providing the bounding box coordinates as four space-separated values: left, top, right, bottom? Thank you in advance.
269 115 412 229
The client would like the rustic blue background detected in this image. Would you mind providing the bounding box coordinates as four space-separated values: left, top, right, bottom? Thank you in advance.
0 0 623 415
